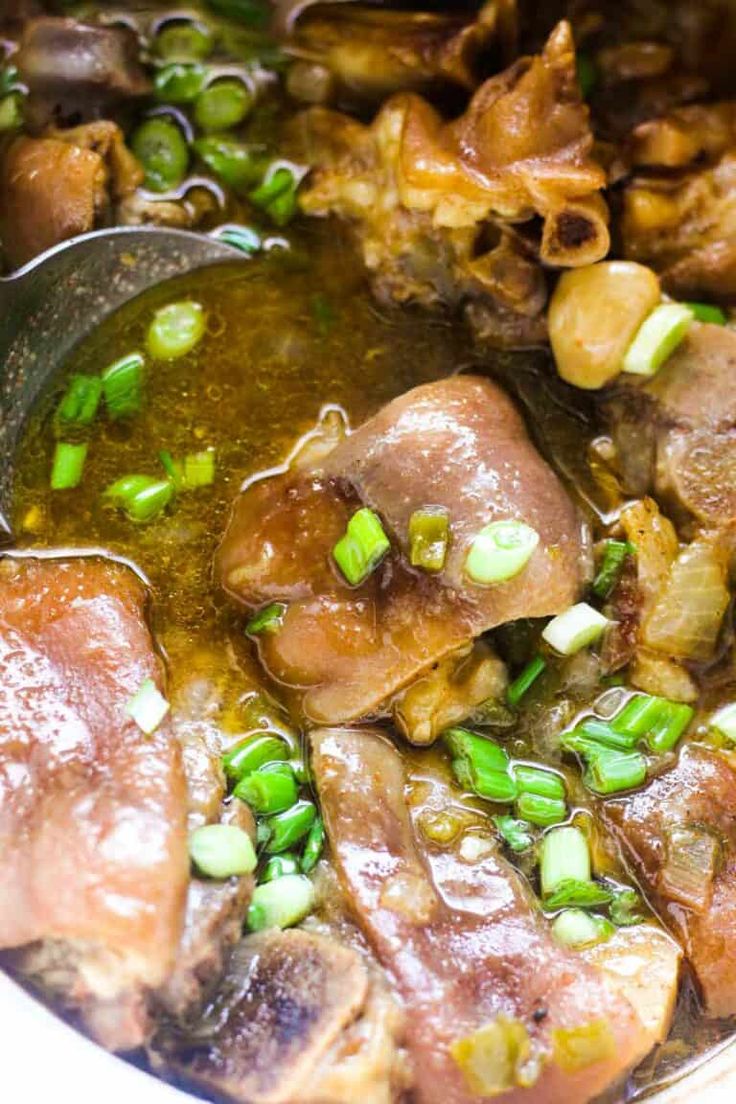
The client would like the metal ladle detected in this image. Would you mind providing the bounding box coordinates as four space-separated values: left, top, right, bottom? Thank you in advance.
0 226 240 537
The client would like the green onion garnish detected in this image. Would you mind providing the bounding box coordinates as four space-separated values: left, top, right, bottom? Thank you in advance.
540 826 590 898
507 655 546 707
233 762 298 815
542 602 608 655
710 703 736 741
592 539 635 599
194 77 252 132
105 474 174 523
0 91 22 130
568 717 640 751
154 62 208 103
515 792 567 827
222 733 289 783
583 749 647 795
259 852 301 883
493 815 534 853
210 224 263 255
513 764 565 801
608 887 644 927
445 728 517 802
182 449 215 489
147 301 206 360
544 878 613 910
158 449 182 487
101 353 144 420
465 520 539 586
300 816 325 873
154 19 213 61
409 507 450 573
247 873 315 931
131 116 189 193
333 507 390 586
50 442 88 490
55 375 102 429
189 823 257 879
552 909 612 949
250 165 300 227
194 136 268 192
126 677 170 735
622 302 694 377
246 602 287 636
262 799 317 854
613 695 693 754
683 302 727 326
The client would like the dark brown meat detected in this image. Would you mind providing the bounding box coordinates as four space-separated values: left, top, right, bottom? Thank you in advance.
600 744 736 1017
0 555 188 1050
604 323 736 531
16 17 150 131
311 727 649 1104
218 375 584 724
151 928 405 1103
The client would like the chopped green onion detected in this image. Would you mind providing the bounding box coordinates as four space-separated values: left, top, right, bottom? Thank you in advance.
101 353 144 419
583 749 647 795
189 823 257 878
246 602 287 636
542 602 608 656
105 475 174 523
158 449 182 487
147 301 206 360
50 442 88 490
259 852 301 883
263 799 317 854
205 0 269 28
333 507 390 586
409 507 450 573
247 873 315 931
540 826 590 897
592 540 635 599
576 53 597 99
310 293 336 336
126 677 170 735
608 887 644 927
458 764 518 803
493 815 534 853
222 733 289 783
182 449 215 488
154 62 208 103
131 117 189 193
683 302 727 326
445 728 516 801
234 761 298 814
573 717 640 751
291 756 309 785
710 702 736 741
506 655 546 708
194 136 267 191
300 816 325 873
611 694 693 752
250 166 300 226
55 375 102 429
194 78 252 131
154 20 213 61
622 302 694 377
0 92 22 131
211 223 262 255
513 764 565 801
544 878 613 910
0 64 19 97
552 909 612 949
515 793 566 827
465 520 539 586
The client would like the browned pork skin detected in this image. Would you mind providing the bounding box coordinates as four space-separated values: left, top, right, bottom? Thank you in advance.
217 375 584 725
600 744 736 1017
0 556 188 1050
311 728 651 1104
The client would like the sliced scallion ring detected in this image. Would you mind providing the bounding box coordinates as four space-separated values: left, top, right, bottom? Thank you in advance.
542 602 608 656
622 302 694 377
126 677 170 735
189 823 257 879
710 702 736 741
147 301 206 360
246 873 315 931
540 826 590 898
465 520 539 586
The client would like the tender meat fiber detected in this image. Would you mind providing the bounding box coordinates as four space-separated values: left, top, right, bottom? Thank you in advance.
0 556 188 1050
600 744 736 1017
16 17 150 131
312 728 652 1104
605 324 736 531
218 375 584 724
151 928 406 1104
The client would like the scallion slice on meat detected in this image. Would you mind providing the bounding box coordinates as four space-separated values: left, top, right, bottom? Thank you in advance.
552 909 612 949
583 749 647 795
540 826 591 898
515 792 566 827
542 602 608 655
101 353 144 420
262 799 317 854
246 601 287 636
592 539 635 599
622 302 694 377
408 506 450 572
683 302 727 325
513 764 566 801
259 852 301 883
544 879 613 910
300 816 325 873
50 442 88 490
222 734 289 783
493 815 534 853
126 677 170 735
147 301 206 360
465 520 539 585
105 474 174 523
333 507 390 586
55 374 102 429
506 655 546 707
247 873 316 931
189 823 257 879
710 702 736 741
234 762 298 814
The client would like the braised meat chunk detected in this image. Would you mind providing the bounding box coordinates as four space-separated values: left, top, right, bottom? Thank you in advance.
0 555 188 1050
